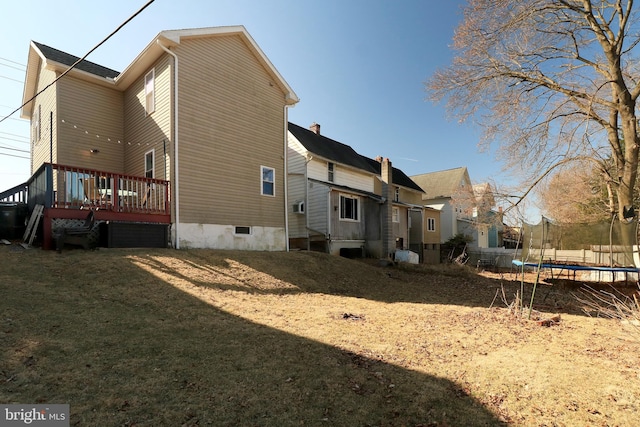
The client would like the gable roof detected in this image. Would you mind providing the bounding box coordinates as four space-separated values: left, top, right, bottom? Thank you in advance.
410 167 470 200
32 41 120 79
288 122 377 173
22 25 298 118
358 155 424 193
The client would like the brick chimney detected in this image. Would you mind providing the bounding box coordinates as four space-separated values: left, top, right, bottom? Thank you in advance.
309 122 321 135
381 157 394 260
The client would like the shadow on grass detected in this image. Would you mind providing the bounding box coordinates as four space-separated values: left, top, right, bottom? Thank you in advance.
0 249 507 426
132 249 585 316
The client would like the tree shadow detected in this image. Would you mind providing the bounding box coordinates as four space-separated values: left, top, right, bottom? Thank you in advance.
0 250 508 426
129 249 588 316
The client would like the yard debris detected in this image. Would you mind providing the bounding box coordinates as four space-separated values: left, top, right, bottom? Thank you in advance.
342 313 365 321
537 314 561 327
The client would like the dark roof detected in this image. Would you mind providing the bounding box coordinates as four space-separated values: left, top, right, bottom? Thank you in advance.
33 41 120 79
358 155 425 193
288 122 377 173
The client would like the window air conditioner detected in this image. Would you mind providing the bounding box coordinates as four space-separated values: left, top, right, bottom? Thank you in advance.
293 201 305 214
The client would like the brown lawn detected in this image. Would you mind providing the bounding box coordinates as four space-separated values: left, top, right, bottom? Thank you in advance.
1 246 639 426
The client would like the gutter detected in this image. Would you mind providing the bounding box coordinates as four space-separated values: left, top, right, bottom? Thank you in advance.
284 106 290 251
157 39 180 249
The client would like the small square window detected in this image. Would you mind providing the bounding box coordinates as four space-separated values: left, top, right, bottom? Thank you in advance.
261 166 275 196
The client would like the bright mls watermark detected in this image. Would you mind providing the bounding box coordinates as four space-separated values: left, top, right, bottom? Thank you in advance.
1 405 69 426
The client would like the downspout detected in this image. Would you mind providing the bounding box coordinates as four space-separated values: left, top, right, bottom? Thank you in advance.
157 40 180 249
305 155 313 251
284 106 290 251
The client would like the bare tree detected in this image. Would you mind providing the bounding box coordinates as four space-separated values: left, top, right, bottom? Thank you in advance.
537 161 611 223
428 0 640 221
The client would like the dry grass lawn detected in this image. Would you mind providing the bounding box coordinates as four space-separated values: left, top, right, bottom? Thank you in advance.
1 245 640 426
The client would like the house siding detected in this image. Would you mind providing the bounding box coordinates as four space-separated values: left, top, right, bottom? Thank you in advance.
31 65 57 173
308 180 329 234
123 55 172 179
174 35 287 236
287 137 307 240
307 159 374 193
57 75 124 173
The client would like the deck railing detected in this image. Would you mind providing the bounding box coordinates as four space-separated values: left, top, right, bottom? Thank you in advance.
0 182 28 203
28 163 169 215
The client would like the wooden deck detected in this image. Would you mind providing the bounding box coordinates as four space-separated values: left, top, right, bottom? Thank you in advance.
6 163 171 249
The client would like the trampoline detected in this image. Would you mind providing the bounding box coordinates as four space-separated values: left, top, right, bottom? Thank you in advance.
512 259 640 282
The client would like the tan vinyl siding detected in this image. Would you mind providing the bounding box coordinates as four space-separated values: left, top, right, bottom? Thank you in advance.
123 55 172 180
392 206 409 248
56 75 124 172
175 35 288 228
31 65 57 173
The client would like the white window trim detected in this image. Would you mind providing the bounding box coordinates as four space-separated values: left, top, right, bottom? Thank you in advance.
394 186 400 202
145 69 155 115
34 104 41 143
144 149 155 179
339 193 360 222
328 162 335 182
427 217 436 232
392 207 400 223
261 165 275 197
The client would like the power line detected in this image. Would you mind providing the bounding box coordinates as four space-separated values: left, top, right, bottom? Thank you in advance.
0 62 25 72
0 75 23 84
0 136 29 145
0 152 29 160
0 57 26 68
0 131 28 140
0 145 29 153
0 0 156 126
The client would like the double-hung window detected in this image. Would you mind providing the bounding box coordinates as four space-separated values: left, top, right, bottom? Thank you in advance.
145 150 154 178
339 194 359 221
392 207 400 223
328 162 335 182
145 69 155 115
261 166 275 196
427 217 436 232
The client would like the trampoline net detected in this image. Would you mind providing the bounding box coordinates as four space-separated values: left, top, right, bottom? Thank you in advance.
521 217 639 267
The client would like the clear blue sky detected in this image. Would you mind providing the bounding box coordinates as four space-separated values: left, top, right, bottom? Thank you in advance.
1 0 518 213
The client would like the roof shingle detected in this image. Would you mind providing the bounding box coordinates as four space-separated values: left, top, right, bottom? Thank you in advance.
33 41 120 79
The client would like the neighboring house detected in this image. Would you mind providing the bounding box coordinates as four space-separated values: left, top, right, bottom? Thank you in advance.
411 168 502 249
287 122 429 260
19 26 298 250
472 182 503 248
411 167 475 245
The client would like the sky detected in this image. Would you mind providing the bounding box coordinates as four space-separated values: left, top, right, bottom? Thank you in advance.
0 0 531 219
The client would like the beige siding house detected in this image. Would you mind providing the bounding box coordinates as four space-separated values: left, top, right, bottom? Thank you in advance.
21 26 298 250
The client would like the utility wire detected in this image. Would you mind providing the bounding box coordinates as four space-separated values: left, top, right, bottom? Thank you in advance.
0 152 29 160
0 57 26 67
0 75 23 84
0 145 29 153
0 0 156 126
0 131 29 140
0 62 25 72
0 135 29 144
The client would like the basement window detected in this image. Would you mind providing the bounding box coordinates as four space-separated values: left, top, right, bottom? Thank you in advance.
234 226 251 235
